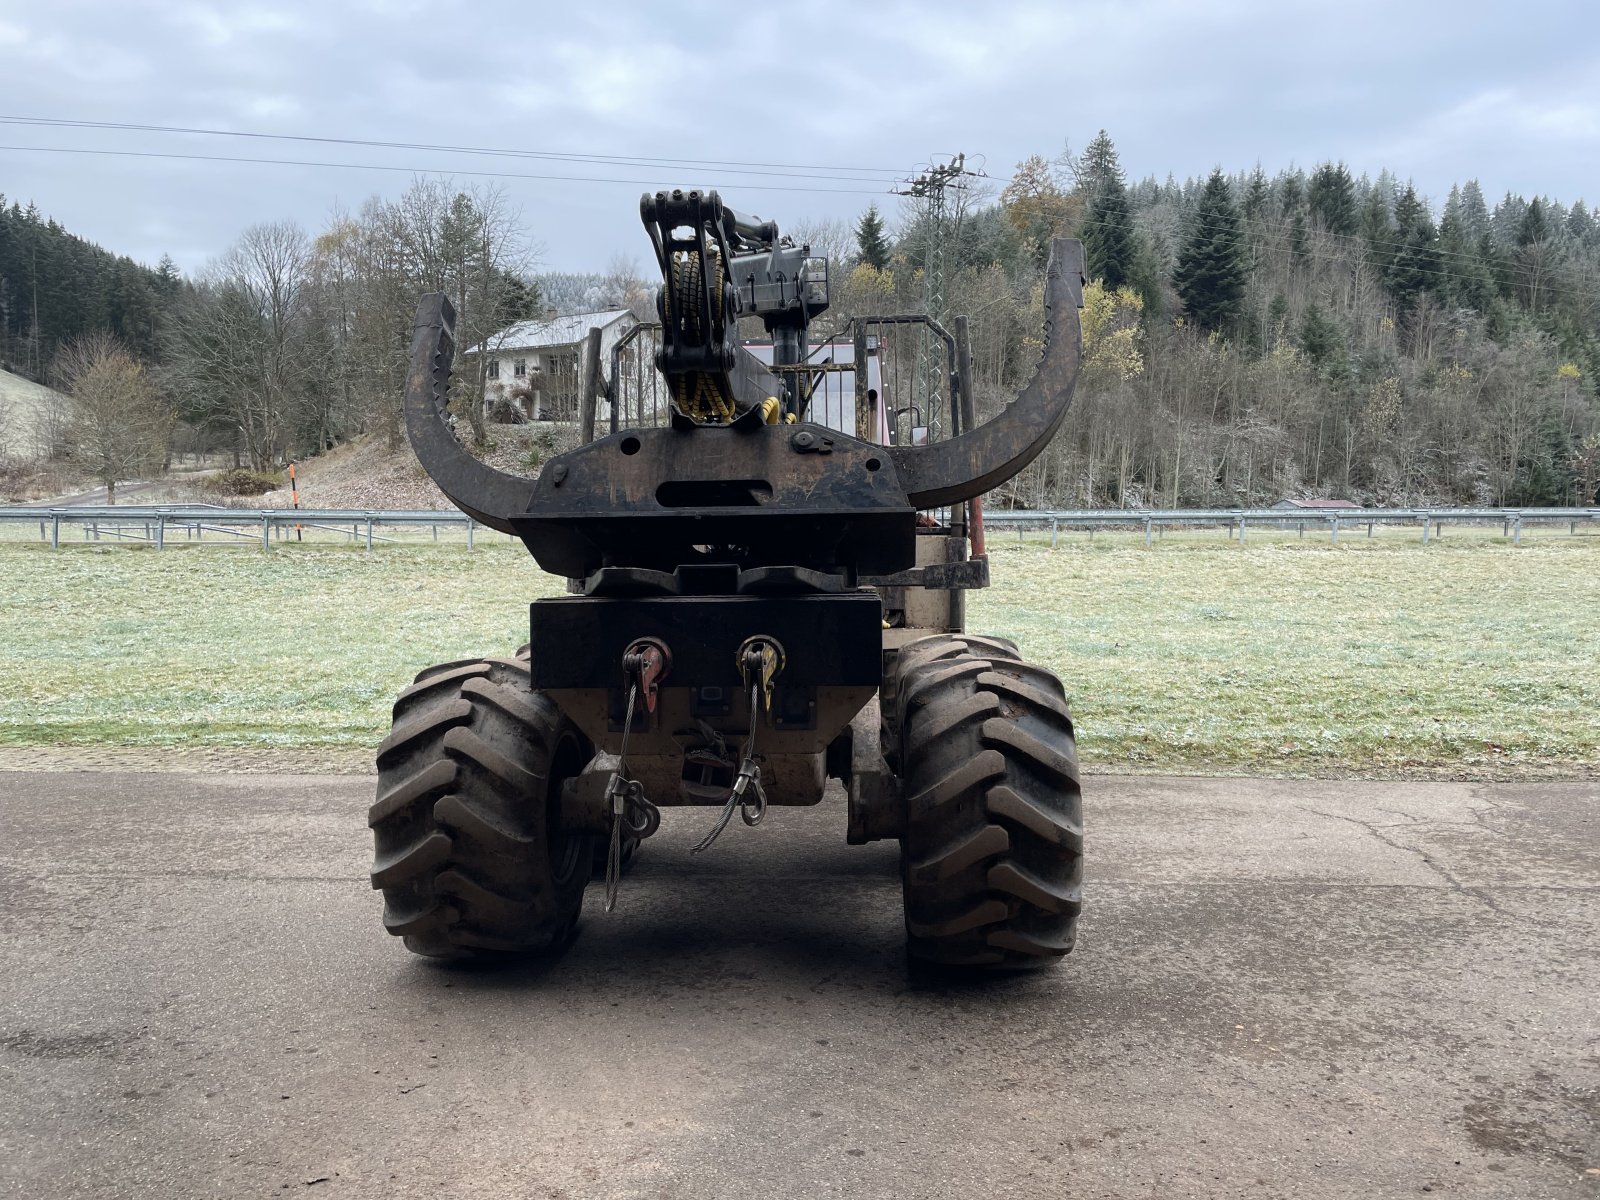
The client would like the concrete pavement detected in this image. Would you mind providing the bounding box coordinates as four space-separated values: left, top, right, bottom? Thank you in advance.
0 771 1595 1198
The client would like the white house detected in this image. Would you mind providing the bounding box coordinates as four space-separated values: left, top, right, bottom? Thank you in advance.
479 309 638 421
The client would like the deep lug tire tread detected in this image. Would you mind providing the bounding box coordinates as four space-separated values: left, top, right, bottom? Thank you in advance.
896 637 1082 969
881 634 1022 767
370 655 592 961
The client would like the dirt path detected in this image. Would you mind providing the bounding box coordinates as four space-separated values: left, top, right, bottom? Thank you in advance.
35 469 220 507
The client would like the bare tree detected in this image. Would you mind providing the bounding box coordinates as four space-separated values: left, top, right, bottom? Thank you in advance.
167 221 319 469
53 332 173 503
354 179 537 446
306 213 367 453
784 217 856 271
601 253 655 322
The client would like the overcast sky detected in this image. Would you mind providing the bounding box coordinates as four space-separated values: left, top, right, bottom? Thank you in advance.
2 0 1596 276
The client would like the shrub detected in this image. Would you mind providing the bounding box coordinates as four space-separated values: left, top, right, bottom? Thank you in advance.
202 468 284 496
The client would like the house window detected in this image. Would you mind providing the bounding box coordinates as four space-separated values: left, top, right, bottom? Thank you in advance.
486 359 499 379
513 358 527 377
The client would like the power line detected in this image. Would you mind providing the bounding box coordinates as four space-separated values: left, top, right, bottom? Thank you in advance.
0 143 896 197
7 125 1593 306
13 111 1582 279
0 115 906 182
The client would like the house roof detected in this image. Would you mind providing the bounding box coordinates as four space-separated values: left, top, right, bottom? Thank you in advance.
1275 497 1363 509
488 309 634 353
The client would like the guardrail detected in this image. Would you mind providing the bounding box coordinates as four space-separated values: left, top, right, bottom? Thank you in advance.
977 506 1600 546
0 504 1596 550
0 505 495 550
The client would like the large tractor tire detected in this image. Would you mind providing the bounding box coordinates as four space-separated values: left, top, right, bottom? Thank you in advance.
880 633 1020 772
369 652 594 960
895 634 1083 968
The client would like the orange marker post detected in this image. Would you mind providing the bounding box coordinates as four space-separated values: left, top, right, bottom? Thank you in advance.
289 462 302 542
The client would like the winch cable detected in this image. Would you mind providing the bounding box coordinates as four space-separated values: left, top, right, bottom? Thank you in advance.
603 680 641 912
690 676 767 855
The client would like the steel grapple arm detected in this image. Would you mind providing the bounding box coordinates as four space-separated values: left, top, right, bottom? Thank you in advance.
403 237 1085 561
402 295 533 535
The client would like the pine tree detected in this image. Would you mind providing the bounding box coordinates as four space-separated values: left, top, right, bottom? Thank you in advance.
1243 165 1270 219
1077 130 1124 195
1308 162 1358 235
1298 302 1343 373
1072 131 1137 289
154 254 182 301
0 197 172 379
1279 171 1304 218
1568 200 1592 240
1268 290 1290 331
1385 183 1438 314
1515 197 1553 311
1173 168 1246 334
1493 192 1528 246
854 204 890 270
1437 206 1495 313
1082 180 1135 289
1517 197 1549 246
1457 180 1491 239
1361 186 1394 274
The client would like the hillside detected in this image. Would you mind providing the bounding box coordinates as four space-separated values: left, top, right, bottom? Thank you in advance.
0 366 63 460
255 437 447 511
7 146 1597 512
254 425 568 511
0 197 176 379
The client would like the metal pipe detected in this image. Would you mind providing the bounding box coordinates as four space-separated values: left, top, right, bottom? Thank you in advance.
579 326 602 443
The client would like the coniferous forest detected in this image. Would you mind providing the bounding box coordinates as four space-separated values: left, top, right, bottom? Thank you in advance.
0 198 179 375
828 134 1600 508
2 129 1598 507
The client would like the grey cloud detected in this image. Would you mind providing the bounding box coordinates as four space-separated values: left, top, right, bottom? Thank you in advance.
1 0 1595 276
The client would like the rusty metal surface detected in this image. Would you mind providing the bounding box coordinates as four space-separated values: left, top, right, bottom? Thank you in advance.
401 294 534 535
888 238 1085 508
512 424 916 578
401 241 1084 547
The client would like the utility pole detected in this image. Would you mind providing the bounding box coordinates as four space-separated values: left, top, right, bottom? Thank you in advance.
894 154 982 441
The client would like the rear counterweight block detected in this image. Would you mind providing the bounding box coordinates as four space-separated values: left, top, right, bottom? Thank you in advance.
529 593 884 692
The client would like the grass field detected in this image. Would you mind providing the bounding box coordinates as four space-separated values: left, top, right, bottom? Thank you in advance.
1 537 1597 776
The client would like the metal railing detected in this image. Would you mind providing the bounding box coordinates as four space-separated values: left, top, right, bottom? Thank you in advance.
1 504 1595 550
0 505 496 550
979 506 1600 546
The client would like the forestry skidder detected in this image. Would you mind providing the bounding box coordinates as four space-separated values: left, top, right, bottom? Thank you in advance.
371 189 1086 968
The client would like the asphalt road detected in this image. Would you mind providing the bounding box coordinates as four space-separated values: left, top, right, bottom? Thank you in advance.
0 771 1595 1199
